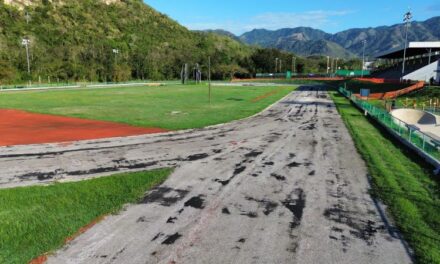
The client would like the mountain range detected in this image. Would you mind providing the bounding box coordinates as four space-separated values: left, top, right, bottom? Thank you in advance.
210 16 440 59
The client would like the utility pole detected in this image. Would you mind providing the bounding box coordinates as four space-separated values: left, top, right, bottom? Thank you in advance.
279 59 282 73
275 58 279 73
362 40 367 77
402 9 412 79
22 38 31 75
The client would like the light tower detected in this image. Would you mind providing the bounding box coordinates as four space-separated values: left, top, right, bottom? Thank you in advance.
21 38 31 75
335 58 339 74
401 9 412 79
112 48 120 64
361 40 367 77
326 56 330 75
292 56 296 74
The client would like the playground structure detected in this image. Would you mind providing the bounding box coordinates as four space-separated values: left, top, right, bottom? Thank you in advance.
339 86 440 173
391 109 440 140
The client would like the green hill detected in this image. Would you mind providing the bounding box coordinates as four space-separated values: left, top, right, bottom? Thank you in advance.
0 0 364 83
0 0 251 83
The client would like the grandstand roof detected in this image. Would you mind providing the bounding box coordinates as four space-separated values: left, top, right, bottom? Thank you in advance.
376 41 440 59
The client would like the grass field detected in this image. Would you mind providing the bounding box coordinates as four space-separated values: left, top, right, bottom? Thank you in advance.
330 92 440 264
0 169 172 264
0 84 295 130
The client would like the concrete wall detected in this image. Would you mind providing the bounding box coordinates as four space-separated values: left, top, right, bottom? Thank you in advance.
404 59 439 82
437 61 440 83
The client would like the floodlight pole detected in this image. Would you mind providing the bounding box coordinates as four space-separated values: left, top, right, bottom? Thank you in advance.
275 58 278 74
25 11 30 25
402 10 412 80
22 38 31 75
112 48 119 65
279 59 282 73
331 58 334 74
326 56 330 75
335 58 339 74
361 40 367 77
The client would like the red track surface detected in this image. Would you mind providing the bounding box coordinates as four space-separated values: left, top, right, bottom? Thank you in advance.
0 109 168 147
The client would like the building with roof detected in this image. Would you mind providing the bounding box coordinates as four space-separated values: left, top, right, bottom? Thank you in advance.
374 41 440 83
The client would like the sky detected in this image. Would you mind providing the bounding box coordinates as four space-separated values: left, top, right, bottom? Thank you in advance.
145 0 440 35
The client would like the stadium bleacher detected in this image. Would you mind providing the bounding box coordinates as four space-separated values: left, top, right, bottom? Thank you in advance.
372 42 440 83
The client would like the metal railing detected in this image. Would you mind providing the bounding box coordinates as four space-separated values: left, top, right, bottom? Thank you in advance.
412 107 440 116
338 87 440 165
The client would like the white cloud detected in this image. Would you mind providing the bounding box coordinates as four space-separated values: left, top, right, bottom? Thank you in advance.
182 10 354 35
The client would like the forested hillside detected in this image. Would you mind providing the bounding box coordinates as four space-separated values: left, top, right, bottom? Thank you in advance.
0 0 361 84
0 0 253 83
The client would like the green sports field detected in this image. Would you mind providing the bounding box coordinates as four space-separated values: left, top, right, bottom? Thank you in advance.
0 84 295 130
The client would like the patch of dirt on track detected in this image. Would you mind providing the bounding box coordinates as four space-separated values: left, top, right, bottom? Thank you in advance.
250 87 285 102
0 109 167 146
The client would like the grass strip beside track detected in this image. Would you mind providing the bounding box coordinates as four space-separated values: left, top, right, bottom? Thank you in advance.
330 91 440 264
0 169 172 264
0 84 296 131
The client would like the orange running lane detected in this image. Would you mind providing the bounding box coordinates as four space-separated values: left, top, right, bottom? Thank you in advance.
0 109 168 147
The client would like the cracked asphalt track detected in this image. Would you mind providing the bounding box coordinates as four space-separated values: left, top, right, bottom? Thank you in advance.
0 86 412 263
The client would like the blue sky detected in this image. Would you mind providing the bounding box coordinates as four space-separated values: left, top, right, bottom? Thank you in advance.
145 0 440 35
